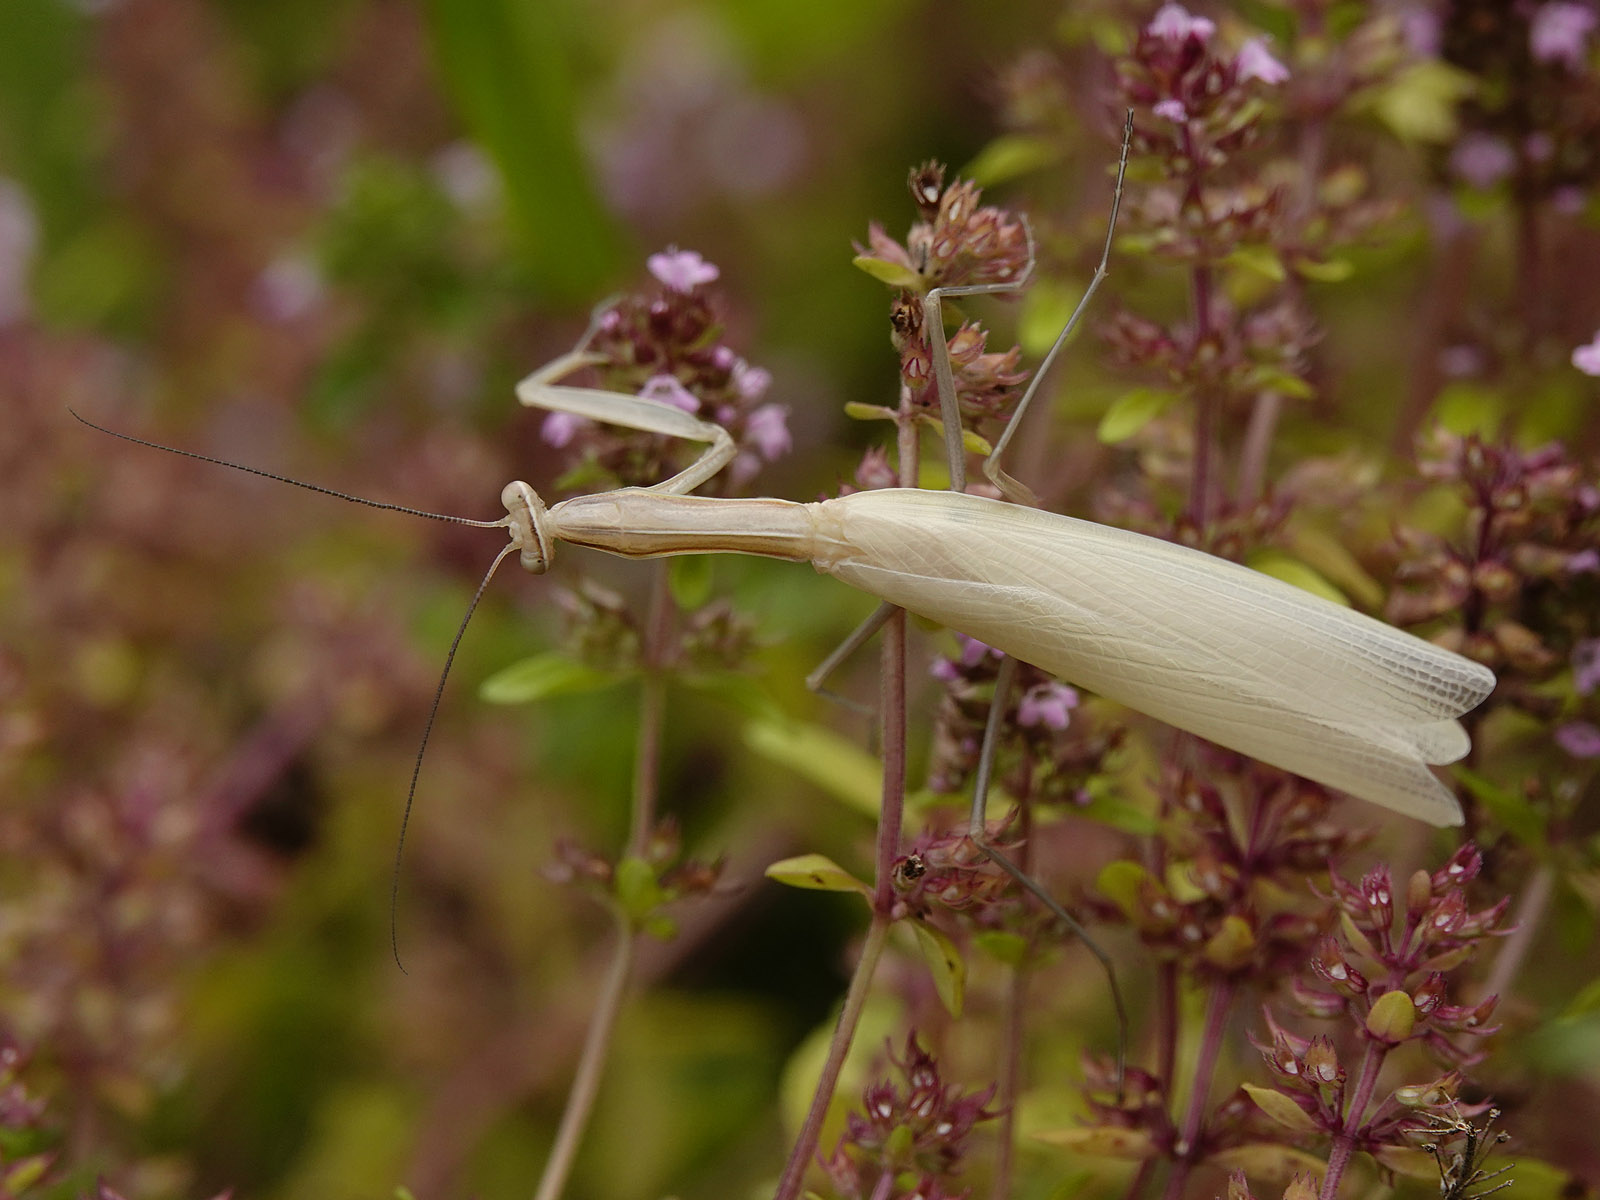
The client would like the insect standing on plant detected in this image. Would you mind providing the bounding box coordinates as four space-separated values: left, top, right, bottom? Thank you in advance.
74 111 1494 1084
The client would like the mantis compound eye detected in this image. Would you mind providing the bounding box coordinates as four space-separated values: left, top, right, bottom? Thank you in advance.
502 481 554 574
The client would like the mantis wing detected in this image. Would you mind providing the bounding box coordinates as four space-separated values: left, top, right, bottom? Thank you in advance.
811 489 1495 826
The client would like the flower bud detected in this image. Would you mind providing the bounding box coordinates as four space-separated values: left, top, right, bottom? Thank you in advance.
1365 990 1417 1044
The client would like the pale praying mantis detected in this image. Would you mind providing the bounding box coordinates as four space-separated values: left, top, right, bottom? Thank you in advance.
74 112 1495 1108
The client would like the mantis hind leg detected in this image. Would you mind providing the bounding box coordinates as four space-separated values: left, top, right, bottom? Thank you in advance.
938 117 1135 1085
967 655 1128 1088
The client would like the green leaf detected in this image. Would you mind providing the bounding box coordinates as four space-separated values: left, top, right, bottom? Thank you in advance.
1293 255 1355 283
910 920 965 1017
668 553 714 611
1285 526 1386 610
743 717 884 816
1019 278 1086 357
1456 767 1548 847
851 254 924 290
1032 1124 1156 1158
764 853 872 896
917 412 993 457
972 929 1029 967
1224 244 1286 282
962 133 1062 187
1434 381 1505 436
1243 364 1316 400
478 653 627 704
1240 1084 1321 1134
843 401 898 423
1097 387 1177 443
1366 59 1477 143
1246 550 1351 607
421 0 621 299
1096 860 1161 919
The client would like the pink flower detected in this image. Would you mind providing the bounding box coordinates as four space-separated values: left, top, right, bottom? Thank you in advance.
1147 3 1216 43
1530 2 1596 66
1574 639 1600 695
1572 330 1600 375
1236 38 1290 84
1450 133 1516 188
1400 5 1442 56
958 635 1000 667
1556 720 1600 758
1017 682 1080 730
541 411 585 448
732 358 772 401
646 246 719 292
1568 548 1600 573
639 373 701 413
745 404 791 460
1154 99 1189 123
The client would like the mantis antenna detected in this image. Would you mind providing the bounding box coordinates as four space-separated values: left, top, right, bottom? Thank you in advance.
68 407 520 972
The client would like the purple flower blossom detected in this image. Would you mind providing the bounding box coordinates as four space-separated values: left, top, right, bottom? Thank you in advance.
1572 330 1600 375
646 246 719 292
1017 682 1080 730
958 635 1000 668
1569 548 1600 573
1400 5 1443 56
1147 3 1216 43
639 373 701 413
732 358 772 401
1236 38 1290 85
1556 720 1600 758
1450 133 1516 188
1574 639 1600 695
745 403 791 460
1154 99 1189 123
931 657 961 683
1530 2 1597 66
541 411 586 447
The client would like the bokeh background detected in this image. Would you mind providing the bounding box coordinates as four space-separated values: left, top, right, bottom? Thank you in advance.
2 0 1599 1198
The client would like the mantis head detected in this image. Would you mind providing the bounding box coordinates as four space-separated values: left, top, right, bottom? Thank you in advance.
502 481 554 573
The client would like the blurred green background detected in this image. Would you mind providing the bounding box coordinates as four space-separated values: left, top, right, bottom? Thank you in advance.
0 0 1117 1196
5 0 1600 1198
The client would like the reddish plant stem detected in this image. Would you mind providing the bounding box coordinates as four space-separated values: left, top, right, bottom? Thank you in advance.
773 397 920 1200
532 563 673 1200
1319 1039 1386 1199
1159 976 1238 1200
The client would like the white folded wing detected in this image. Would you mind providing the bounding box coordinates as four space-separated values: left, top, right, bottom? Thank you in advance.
811 490 1495 826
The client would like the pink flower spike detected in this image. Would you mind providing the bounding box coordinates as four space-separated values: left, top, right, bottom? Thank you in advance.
1530 2 1597 65
1572 330 1600 375
1017 682 1080 730
746 404 791 460
1236 38 1290 84
1556 720 1600 758
1147 3 1215 43
639 373 701 413
647 246 720 292
541 411 585 448
1153 99 1188 123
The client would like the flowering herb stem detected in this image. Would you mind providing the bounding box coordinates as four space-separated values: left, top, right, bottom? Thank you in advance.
1161 976 1238 1200
1319 1039 1386 1199
531 563 673 1200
